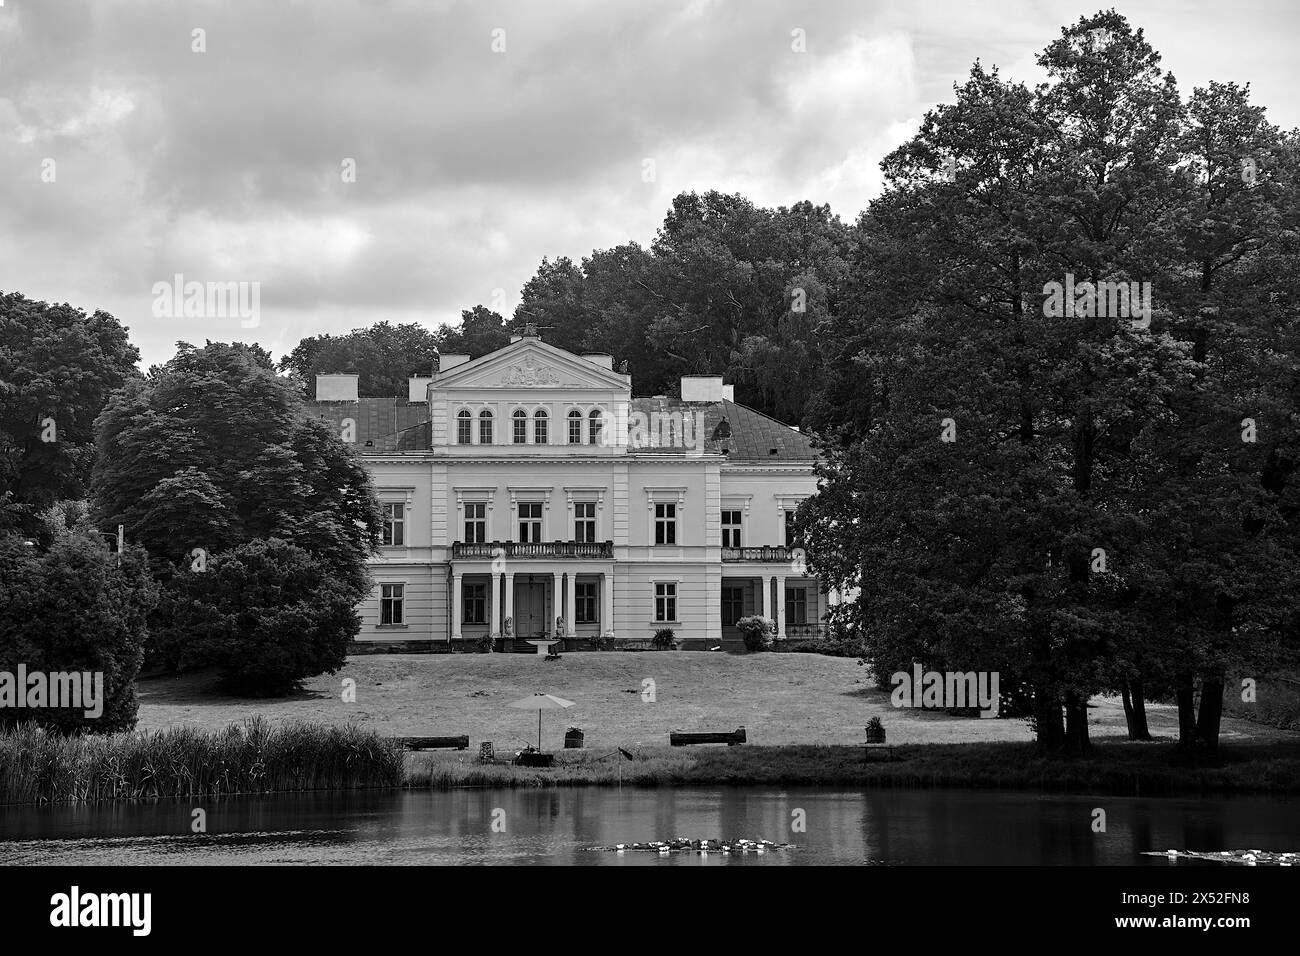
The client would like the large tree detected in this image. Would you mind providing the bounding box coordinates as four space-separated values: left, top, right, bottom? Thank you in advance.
92 341 381 678
0 293 140 536
802 12 1300 753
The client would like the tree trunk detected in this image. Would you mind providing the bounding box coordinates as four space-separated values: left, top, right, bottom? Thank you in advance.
1033 687 1065 753
1124 677 1152 741
1175 672 1198 747
1195 674 1224 752
1064 690 1091 755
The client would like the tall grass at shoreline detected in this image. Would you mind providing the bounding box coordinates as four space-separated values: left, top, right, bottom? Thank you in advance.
0 718 404 805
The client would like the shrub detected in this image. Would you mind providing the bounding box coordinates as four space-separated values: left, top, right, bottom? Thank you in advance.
591 635 615 651
165 538 360 696
0 529 157 733
651 628 677 650
736 616 775 652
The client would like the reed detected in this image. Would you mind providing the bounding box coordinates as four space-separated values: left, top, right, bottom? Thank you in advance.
0 718 405 805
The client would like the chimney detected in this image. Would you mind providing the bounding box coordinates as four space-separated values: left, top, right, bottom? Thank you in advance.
315 373 358 402
408 377 433 403
680 375 724 402
582 353 613 370
722 384 735 402
438 354 470 374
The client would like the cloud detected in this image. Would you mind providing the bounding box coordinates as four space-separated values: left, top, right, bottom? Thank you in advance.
0 0 1296 368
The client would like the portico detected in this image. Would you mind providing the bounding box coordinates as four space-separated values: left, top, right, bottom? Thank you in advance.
449 557 615 643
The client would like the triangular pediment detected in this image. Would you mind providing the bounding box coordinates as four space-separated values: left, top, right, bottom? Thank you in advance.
437 339 629 390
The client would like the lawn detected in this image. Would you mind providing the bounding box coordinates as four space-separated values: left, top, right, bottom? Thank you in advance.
135 651 1296 751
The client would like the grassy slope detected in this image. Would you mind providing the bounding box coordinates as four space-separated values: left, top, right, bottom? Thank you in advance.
136 652 1298 749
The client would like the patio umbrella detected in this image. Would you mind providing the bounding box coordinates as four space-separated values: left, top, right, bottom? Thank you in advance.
507 693 575 750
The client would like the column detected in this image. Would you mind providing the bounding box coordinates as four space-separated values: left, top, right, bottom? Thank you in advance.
759 574 771 621
451 572 463 640
775 576 787 641
565 572 577 637
601 571 614 637
550 571 561 637
504 572 515 637
489 571 501 639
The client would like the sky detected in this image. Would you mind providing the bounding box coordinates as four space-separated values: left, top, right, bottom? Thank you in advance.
1 0 1297 370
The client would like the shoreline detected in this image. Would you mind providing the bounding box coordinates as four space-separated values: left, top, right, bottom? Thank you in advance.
8 734 1298 806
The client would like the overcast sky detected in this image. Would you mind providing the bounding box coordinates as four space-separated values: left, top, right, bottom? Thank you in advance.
1 0 1297 370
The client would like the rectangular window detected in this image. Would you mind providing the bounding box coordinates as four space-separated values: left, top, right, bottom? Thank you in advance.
654 582 677 622
721 585 744 626
721 509 742 548
457 414 472 445
654 502 677 545
464 502 486 543
568 413 583 444
479 414 493 445
785 587 808 626
574 502 596 543
533 414 548 444
784 509 797 546
463 583 487 625
513 413 527 444
380 583 404 625
575 582 597 624
381 503 405 546
518 502 543 543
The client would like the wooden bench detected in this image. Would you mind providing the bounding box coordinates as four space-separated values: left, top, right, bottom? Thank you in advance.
396 735 469 751
669 726 746 747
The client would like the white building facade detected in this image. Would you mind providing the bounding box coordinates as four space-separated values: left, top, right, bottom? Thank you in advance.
308 328 832 651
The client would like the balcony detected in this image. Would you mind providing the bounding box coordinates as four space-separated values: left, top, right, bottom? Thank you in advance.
721 545 794 562
451 541 613 560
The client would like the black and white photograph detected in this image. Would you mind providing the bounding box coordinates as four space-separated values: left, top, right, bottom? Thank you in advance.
0 0 1297 936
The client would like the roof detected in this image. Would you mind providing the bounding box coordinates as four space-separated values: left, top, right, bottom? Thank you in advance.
302 398 815 462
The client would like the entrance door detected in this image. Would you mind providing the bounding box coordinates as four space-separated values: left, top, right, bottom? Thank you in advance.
514 577 549 637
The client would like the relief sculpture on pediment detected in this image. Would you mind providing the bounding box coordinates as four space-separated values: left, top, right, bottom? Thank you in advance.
500 356 562 386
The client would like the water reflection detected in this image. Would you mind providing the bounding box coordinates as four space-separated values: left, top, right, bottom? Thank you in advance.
0 788 1295 865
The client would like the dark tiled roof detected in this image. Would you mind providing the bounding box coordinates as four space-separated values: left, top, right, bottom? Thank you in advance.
308 399 433 451
302 398 814 461
629 398 815 462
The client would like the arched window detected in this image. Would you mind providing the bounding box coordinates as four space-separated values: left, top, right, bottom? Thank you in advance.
512 409 527 444
533 409 549 444
568 409 583 444
588 408 603 445
456 409 472 445
478 409 493 445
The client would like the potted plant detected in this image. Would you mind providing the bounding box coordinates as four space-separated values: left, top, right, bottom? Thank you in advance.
865 716 886 744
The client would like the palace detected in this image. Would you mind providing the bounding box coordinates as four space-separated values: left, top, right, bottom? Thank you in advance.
306 327 836 650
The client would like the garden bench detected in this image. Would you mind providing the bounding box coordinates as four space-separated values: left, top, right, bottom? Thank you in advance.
669 726 746 746
396 735 470 751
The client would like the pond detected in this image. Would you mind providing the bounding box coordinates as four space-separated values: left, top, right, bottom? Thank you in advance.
1 787 1296 865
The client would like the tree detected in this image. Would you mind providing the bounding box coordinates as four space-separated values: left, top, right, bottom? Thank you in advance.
278 321 440 397
0 522 157 733
803 12 1300 753
0 293 140 536
437 306 510 358
164 538 360 696
92 341 381 678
